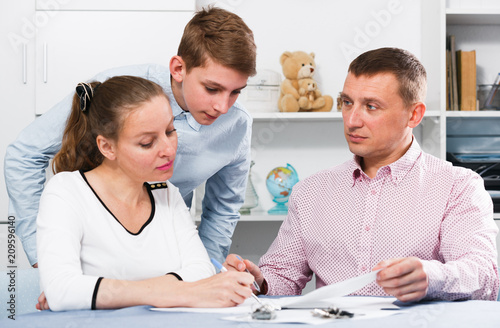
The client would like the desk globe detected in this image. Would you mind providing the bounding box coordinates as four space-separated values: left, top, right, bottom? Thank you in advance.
266 164 299 214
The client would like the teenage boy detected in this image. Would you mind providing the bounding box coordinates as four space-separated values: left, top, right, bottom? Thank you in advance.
4 7 257 266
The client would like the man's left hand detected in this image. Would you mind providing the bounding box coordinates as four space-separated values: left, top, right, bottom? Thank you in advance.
373 257 428 302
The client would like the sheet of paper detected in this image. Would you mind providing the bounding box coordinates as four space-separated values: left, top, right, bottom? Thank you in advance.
279 269 381 308
150 297 258 314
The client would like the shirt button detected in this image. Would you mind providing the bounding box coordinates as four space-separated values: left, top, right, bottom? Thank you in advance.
365 226 370 231
361 266 367 271
371 190 377 195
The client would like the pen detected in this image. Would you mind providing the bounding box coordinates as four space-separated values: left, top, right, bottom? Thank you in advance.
210 258 264 306
235 255 261 293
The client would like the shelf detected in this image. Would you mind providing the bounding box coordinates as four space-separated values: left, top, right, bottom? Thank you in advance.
250 110 441 121
250 111 342 121
446 9 500 25
446 111 500 117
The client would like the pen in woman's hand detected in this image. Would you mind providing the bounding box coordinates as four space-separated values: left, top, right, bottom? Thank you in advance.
235 255 261 293
210 258 263 305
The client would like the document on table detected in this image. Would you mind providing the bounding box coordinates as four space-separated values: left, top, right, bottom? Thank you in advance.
150 269 402 322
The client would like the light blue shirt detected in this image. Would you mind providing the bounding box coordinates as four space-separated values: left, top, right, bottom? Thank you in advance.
4 64 252 265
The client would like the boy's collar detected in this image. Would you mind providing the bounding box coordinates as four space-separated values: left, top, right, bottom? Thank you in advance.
172 106 202 132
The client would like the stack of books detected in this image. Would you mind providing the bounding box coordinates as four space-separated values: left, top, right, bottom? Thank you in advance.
446 35 477 111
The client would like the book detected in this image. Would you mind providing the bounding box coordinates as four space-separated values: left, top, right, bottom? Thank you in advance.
446 49 451 111
446 49 454 111
447 35 459 111
456 49 477 111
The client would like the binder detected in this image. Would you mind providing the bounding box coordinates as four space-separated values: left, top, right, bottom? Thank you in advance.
456 50 477 111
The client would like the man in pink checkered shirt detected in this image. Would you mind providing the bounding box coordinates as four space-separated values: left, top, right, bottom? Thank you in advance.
226 47 499 302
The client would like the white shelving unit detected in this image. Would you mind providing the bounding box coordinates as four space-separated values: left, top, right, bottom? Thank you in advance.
444 1 500 264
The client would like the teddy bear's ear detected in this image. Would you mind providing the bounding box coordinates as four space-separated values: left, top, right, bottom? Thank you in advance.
280 51 292 65
309 52 315 59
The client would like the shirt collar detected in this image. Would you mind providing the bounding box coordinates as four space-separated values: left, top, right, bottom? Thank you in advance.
351 137 423 185
166 80 202 132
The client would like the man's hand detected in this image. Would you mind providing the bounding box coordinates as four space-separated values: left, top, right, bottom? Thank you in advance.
224 254 265 293
373 257 428 302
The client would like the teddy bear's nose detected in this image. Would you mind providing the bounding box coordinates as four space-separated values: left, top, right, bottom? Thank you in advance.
310 68 314 73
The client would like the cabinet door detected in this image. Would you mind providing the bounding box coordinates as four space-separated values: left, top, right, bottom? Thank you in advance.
35 11 193 114
1 0 37 218
36 0 194 11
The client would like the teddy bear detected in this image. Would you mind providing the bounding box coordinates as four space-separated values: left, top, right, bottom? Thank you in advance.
297 78 326 111
278 51 333 112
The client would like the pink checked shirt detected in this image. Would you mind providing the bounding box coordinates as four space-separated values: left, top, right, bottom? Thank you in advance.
259 140 499 301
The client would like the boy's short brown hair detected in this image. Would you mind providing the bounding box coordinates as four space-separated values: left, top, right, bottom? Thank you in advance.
178 6 257 76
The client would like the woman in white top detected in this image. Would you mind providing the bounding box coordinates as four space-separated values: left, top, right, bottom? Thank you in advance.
36 76 253 311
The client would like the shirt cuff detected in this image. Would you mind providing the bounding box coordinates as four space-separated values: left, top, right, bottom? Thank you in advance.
91 277 104 310
421 260 443 300
166 272 183 281
258 279 269 296
21 234 38 266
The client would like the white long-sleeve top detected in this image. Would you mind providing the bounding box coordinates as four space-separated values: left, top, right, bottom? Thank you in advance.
37 171 215 311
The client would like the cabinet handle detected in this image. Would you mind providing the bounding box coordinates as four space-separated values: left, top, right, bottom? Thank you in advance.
22 43 27 84
43 43 48 83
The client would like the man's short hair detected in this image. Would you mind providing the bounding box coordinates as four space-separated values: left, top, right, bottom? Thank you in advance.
348 47 427 107
177 6 257 77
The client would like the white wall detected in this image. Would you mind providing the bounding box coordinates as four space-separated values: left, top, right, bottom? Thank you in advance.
199 0 422 102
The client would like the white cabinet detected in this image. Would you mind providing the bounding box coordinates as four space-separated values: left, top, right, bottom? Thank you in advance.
36 0 194 11
35 10 194 114
1 1 195 264
0 0 37 222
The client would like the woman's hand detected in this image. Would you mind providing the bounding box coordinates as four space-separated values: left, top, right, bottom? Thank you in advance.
180 270 254 308
36 292 50 311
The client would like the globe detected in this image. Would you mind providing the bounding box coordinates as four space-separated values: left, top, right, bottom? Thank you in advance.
266 163 299 214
